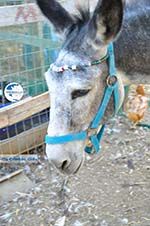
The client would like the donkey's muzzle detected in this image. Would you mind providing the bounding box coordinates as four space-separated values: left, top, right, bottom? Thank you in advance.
51 157 71 172
46 145 83 174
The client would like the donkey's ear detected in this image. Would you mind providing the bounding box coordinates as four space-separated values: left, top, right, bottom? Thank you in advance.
36 0 74 33
90 0 124 43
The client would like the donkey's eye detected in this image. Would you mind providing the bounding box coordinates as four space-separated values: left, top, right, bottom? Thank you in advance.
72 89 91 100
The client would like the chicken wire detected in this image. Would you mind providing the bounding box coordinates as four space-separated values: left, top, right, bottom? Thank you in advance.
0 0 60 155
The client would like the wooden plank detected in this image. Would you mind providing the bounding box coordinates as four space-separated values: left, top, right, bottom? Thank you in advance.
0 3 43 27
0 32 61 48
0 92 50 129
0 169 23 183
0 1 72 27
0 122 48 155
0 1 80 27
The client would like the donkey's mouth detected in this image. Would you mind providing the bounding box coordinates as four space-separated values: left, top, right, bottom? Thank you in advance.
73 158 84 174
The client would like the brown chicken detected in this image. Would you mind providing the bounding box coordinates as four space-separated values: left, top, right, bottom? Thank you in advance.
124 84 148 125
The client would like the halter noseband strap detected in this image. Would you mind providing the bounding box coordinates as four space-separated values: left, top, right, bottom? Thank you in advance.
45 43 120 154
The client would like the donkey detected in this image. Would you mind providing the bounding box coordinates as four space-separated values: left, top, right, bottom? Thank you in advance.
36 0 150 174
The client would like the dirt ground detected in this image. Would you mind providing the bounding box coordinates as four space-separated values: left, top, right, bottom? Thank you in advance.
0 113 150 226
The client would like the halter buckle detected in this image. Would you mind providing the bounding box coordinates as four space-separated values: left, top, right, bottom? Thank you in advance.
85 128 97 147
87 128 98 137
86 125 103 148
86 140 93 148
106 75 118 87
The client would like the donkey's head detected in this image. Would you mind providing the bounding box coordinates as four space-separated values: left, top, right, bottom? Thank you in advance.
37 0 125 174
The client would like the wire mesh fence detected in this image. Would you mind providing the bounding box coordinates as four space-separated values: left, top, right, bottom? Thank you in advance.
0 0 60 155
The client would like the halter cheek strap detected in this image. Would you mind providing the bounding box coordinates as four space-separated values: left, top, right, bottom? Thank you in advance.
45 43 120 154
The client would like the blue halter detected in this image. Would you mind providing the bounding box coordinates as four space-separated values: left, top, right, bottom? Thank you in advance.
45 43 120 154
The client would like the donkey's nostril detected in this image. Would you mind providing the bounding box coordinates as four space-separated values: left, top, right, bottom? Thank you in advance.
61 160 69 170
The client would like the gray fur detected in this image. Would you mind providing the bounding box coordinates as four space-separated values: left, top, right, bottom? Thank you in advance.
115 0 150 74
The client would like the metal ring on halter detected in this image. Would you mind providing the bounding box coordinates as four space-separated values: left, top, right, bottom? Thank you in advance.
87 128 98 137
86 140 93 148
86 124 103 148
106 75 118 87
85 128 97 148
